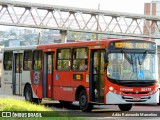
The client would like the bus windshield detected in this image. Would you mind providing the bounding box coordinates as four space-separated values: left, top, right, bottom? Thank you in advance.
107 52 157 80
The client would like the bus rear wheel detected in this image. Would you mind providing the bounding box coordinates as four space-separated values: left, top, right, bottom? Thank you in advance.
79 90 93 112
24 85 42 104
24 85 33 102
118 104 132 111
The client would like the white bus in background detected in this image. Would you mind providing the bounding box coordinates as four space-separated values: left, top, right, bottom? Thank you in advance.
0 45 4 88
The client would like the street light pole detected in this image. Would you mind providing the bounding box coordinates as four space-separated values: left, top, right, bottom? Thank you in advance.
38 31 41 45
96 3 100 40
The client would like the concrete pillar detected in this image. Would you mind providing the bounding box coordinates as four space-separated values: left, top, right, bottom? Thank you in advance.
60 30 67 43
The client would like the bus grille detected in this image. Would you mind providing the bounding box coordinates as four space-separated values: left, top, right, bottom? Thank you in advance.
122 96 151 102
123 92 149 94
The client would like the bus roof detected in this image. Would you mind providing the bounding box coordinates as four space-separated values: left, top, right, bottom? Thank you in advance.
2 45 37 51
2 38 155 51
37 38 155 49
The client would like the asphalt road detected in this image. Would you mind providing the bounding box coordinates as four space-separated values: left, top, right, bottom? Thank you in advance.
42 100 160 119
0 91 160 120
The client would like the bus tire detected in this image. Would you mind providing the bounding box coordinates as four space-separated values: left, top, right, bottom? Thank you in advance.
118 104 132 111
24 85 33 102
79 90 93 112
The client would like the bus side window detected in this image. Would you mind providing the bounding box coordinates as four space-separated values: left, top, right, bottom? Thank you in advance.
73 48 88 71
23 51 32 70
33 50 42 71
3 52 13 70
57 48 71 70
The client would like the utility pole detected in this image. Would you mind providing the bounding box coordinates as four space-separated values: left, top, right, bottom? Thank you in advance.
96 3 100 40
38 30 41 45
60 30 67 43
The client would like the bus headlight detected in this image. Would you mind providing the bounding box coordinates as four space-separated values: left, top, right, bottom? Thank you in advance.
109 86 113 91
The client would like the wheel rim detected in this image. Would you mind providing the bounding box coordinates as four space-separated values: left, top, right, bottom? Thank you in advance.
80 94 87 106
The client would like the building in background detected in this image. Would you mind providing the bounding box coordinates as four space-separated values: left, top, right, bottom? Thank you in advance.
144 0 160 36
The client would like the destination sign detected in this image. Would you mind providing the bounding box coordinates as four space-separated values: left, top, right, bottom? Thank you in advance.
114 41 156 50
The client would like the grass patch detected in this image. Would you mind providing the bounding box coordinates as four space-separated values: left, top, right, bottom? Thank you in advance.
0 98 85 120
0 97 50 111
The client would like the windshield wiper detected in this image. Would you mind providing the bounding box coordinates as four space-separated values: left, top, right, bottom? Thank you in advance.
138 51 148 65
122 50 133 64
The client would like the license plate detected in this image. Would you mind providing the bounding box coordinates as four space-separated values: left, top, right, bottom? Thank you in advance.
133 97 141 100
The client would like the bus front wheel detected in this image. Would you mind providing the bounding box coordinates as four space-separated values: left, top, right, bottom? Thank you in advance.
24 85 33 102
118 104 132 111
79 90 93 112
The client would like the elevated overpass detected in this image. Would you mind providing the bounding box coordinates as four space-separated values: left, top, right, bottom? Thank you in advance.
0 0 160 42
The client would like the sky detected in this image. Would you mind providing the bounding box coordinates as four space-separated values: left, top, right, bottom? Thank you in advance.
12 0 153 14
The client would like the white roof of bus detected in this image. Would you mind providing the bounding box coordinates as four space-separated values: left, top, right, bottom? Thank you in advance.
2 45 37 51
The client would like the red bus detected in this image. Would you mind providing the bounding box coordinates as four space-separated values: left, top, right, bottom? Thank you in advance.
1 38 159 112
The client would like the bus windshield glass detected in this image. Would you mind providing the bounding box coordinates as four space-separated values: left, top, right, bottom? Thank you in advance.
107 52 157 80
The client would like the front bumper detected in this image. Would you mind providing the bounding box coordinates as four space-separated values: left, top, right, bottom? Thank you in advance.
106 89 159 104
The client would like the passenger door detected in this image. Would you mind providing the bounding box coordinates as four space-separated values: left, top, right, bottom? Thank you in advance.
43 52 54 98
90 50 105 103
13 53 23 95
